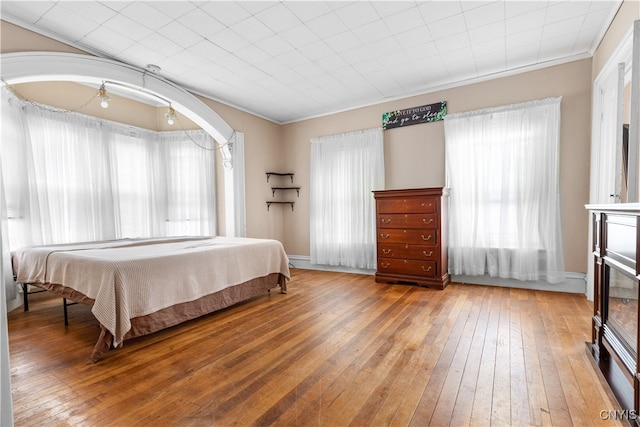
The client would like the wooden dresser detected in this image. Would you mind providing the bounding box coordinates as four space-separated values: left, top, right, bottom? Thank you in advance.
373 187 449 290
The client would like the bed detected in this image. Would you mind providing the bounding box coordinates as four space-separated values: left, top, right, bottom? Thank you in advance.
11 236 290 362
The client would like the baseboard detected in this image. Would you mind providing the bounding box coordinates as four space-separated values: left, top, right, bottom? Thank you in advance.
287 255 375 276
451 272 586 293
287 254 585 294
7 293 21 313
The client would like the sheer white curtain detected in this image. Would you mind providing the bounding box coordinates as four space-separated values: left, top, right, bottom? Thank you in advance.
157 131 216 236
445 97 564 283
310 128 384 269
0 88 216 250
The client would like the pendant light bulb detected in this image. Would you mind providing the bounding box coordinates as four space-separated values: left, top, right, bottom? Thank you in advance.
166 106 176 125
98 83 110 109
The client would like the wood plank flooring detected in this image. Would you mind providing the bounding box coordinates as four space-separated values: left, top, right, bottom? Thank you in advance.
8 269 623 426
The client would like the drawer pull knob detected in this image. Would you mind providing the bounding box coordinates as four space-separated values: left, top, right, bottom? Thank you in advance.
421 235 432 241
422 266 433 272
381 218 391 224
380 233 390 239
381 262 390 268
423 251 434 257
382 249 391 254
423 218 434 224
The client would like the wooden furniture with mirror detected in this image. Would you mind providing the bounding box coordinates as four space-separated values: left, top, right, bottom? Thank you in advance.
373 187 449 290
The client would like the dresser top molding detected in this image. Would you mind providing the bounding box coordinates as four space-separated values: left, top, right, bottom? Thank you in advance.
372 187 449 198
585 203 640 214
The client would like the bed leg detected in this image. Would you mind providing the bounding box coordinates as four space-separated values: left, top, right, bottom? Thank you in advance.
64 298 69 326
23 283 29 311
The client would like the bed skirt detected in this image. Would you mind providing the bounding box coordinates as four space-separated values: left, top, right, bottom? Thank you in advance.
35 273 287 363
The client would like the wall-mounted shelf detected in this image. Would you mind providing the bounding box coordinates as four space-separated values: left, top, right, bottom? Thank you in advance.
271 187 301 197
266 201 295 211
266 172 294 183
266 172 298 211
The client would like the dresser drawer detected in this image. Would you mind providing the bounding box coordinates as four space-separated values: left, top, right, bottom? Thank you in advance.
378 243 438 260
377 197 438 214
377 258 438 277
378 213 438 229
377 229 437 245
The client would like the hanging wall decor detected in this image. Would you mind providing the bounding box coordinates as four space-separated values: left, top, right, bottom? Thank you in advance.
382 101 447 130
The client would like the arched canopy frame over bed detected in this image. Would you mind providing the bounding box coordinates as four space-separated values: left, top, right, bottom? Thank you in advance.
0 51 235 145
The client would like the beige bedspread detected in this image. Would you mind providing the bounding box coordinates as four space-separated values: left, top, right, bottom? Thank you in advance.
12 236 290 347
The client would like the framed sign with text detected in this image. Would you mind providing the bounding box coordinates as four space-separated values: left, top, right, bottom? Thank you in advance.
382 101 447 130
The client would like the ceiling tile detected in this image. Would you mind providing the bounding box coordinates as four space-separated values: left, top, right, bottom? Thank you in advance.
371 1 418 18
504 1 548 19
238 1 274 15
306 11 349 39
474 51 507 75
254 34 294 56
35 14 92 42
394 26 433 48
157 21 201 49
139 32 184 57
505 8 547 35
539 33 579 59
506 28 543 50
146 1 198 20
210 27 251 52
468 21 505 44
427 13 468 40
189 39 229 60
230 16 274 43
418 1 463 24
198 2 251 26
60 1 118 25
471 38 506 57
323 31 363 53
403 41 440 61
463 2 505 30
334 2 381 28
298 40 335 61
542 16 585 40
119 2 173 31
254 3 301 33
101 13 154 41
384 6 428 34
282 1 334 22
279 24 321 48
178 8 226 38
351 20 393 43
233 43 273 64
545 1 592 24
437 32 471 53
81 26 136 54
338 44 376 63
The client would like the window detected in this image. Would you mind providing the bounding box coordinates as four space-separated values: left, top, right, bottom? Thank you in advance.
0 89 216 249
310 128 384 269
445 97 564 283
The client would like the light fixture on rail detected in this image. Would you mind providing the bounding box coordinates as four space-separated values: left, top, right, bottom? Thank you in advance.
98 82 110 108
165 105 176 125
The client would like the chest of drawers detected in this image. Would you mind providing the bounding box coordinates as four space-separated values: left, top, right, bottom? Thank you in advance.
373 187 449 289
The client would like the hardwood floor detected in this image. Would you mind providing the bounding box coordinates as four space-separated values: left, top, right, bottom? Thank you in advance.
8 269 623 426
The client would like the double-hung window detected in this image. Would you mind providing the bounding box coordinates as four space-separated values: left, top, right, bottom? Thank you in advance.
445 97 564 283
